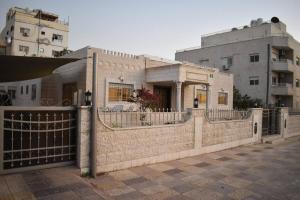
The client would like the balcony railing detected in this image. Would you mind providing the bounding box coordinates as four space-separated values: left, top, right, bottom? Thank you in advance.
271 83 293 95
272 58 293 64
274 83 293 88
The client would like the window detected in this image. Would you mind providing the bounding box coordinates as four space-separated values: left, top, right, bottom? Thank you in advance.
196 89 206 104
249 76 259 85
19 45 29 54
20 86 23 94
222 56 233 70
31 84 36 100
296 57 300 66
296 79 300 88
6 31 9 35
199 59 209 65
52 34 63 42
41 31 45 35
218 92 228 105
250 54 259 63
108 83 133 102
20 27 30 36
26 85 29 94
8 86 16 99
10 25 14 31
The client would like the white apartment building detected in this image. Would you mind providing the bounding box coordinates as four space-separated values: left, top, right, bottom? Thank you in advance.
0 7 69 57
176 17 300 109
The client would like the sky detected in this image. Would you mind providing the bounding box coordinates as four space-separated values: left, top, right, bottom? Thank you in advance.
0 0 300 59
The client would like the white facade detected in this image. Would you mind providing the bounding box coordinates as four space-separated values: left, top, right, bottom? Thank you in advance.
176 18 300 108
0 46 233 110
0 7 69 57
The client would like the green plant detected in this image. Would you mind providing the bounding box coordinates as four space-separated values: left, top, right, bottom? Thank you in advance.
233 86 262 109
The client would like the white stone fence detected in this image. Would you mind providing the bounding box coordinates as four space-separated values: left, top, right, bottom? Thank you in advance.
77 107 263 174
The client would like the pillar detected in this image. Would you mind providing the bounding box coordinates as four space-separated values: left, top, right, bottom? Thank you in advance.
206 85 209 110
176 81 182 111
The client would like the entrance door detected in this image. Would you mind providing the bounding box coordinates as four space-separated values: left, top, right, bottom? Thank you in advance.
153 86 171 110
62 83 77 106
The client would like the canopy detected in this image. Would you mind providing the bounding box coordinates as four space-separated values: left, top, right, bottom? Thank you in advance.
0 55 79 82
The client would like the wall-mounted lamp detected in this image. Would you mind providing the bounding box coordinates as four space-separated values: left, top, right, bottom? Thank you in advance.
119 75 124 82
85 90 92 106
194 97 199 108
132 90 137 98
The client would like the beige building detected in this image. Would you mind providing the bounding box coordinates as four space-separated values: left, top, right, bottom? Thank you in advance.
176 18 300 109
0 46 233 110
0 7 69 57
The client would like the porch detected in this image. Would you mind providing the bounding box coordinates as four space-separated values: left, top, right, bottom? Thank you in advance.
145 63 215 111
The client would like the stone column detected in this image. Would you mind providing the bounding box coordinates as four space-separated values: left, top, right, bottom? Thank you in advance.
250 108 263 143
77 106 91 175
279 107 289 138
176 81 182 111
205 84 209 110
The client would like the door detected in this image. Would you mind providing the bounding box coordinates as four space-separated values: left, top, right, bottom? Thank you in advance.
153 86 171 110
62 83 77 106
262 108 280 136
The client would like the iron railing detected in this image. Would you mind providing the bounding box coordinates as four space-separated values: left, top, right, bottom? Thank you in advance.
98 108 188 128
1 107 77 172
262 109 280 136
205 109 251 121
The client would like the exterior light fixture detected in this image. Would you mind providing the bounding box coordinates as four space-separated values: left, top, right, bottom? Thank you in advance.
132 90 137 98
85 90 92 106
194 97 199 108
119 75 124 82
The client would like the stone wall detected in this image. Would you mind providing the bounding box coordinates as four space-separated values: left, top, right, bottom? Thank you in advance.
202 119 253 146
287 114 300 137
96 114 195 172
77 107 262 174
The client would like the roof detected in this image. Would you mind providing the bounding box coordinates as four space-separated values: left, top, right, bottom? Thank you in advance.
142 54 182 65
0 55 79 82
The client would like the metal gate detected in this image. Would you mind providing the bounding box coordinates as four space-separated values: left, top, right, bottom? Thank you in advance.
262 108 280 136
0 107 77 174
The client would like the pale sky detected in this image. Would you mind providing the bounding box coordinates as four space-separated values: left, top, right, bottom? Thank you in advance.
1 0 299 59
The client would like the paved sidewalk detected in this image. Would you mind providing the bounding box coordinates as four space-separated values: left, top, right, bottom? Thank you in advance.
1 137 300 200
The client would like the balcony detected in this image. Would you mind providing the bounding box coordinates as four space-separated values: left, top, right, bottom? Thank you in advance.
272 59 294 72
271 83 294 96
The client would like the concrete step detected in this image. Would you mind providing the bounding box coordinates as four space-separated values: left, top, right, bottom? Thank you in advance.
262 135 285 144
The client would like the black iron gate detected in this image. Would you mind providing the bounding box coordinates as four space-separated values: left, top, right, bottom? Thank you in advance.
262 108 280 136
1 107 77 174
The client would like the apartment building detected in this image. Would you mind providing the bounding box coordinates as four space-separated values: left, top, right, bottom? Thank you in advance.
0 46 233 110
175 17 300 109
0 7 69 57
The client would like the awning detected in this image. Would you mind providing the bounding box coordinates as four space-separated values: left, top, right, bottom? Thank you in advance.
0 55 79 82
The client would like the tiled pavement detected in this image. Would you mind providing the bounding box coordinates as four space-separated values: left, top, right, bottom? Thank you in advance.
1 137 300 200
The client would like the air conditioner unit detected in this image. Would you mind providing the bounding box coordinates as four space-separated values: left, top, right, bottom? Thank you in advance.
223 65 230 70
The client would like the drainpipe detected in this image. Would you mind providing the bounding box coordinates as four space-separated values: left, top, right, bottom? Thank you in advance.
266 44 271 107
90 52 98 177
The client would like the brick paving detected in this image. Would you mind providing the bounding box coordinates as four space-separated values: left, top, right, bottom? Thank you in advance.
1 137 300 200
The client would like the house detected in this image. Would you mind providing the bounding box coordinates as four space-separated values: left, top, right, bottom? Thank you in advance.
175 17 300 109
0 7 69 57
0 46 233 110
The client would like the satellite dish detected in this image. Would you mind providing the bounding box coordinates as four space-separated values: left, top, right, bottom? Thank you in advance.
271 17 279 23
6 36 12 44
